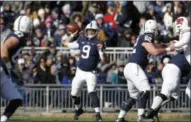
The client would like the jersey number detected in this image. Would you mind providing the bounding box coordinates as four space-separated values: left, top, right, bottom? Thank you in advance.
82 45 91 59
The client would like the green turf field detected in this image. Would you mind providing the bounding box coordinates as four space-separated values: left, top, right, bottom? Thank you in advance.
7 112 191 122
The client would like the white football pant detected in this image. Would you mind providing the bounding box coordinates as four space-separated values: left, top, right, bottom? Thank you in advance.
161 64 181 100
124 63 151 99
71 67 97 96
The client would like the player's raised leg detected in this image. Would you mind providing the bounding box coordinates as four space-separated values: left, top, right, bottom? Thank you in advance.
71 68 86 120
86 71 102 122
0 70 22 122
116 63 151 122
145 64 181 120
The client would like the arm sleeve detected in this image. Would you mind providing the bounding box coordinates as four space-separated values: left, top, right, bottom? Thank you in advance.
67 41 79 49
174 32 190 48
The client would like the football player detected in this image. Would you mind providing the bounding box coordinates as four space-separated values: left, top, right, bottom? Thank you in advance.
0 15 32 122
63 21 106 122
115 19 172 122
142 16 191 122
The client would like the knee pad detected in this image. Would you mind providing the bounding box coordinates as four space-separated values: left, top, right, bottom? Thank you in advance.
89 92 99 108
10 99 22 107
137 91 150 108
158 93 167 101
121 97 136 112
138 90 150 100
71 95 80 105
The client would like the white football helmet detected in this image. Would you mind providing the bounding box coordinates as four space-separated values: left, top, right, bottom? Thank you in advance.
173 16 189 36
85 21 98 39
144 19 157 35
14 15 32 33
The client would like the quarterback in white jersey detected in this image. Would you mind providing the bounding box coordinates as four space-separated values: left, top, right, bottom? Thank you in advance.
143 16 191 121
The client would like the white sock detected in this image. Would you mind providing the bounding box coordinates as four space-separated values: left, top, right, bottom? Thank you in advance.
151 96 163 110
186 88 191 99
1 115 8 122
75 104 81 110
118 109 126 118
137 108 145 116
94 107 100 113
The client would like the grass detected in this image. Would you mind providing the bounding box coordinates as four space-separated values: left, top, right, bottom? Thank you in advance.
7 112 191 122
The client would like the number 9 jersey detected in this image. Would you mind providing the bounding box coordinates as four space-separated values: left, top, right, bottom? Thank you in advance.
77 36 105 71
129 33 155 69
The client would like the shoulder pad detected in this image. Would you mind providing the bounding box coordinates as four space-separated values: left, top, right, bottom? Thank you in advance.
144 34 153 43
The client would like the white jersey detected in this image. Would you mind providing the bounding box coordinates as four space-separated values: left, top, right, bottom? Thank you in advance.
174 27 190 65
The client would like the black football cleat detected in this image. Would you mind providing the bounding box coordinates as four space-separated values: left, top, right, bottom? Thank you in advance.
95 113 102 122
73 108 84 120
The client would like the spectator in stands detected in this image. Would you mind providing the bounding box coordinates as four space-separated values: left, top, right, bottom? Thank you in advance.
44 16 56 38
84 3 99 25
61 4 72 25
44 4 51 17
154 1 165 18
117 61 126 84
53 24 66 47
163 3 173 32
2 2 17 28
36 57 49 84
104 2 117 29
107 63 119 84
37 8 46 24
68 56 76 68
117 28 133 47
33 28 48 47
95 13 116 44
48 65 59 84
130 34 137 45
33 18 41 29
51 7 61 28
145 61 157 84
55 52 64 72
0 14 11 42
173 2 185 21
68 66 76 81
71 12 83 29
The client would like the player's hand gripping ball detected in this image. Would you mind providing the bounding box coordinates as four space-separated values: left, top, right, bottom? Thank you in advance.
66 23 80 33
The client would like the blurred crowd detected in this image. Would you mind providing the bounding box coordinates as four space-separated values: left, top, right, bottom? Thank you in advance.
0 1 190 86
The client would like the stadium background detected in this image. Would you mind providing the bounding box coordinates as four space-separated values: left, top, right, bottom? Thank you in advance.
0 1 191 122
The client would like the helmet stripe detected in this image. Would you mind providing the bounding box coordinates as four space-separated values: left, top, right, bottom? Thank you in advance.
18 16 23 32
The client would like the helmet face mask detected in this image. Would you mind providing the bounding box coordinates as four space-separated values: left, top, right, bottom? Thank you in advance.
86 29 97 39
85 21 98 39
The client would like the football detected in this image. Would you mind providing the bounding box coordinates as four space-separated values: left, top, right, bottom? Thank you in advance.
66 23 80 33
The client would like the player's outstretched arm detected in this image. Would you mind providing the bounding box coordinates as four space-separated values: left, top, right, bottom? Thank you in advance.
142 42 172 55
63 31 79 49
170 32 190 49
